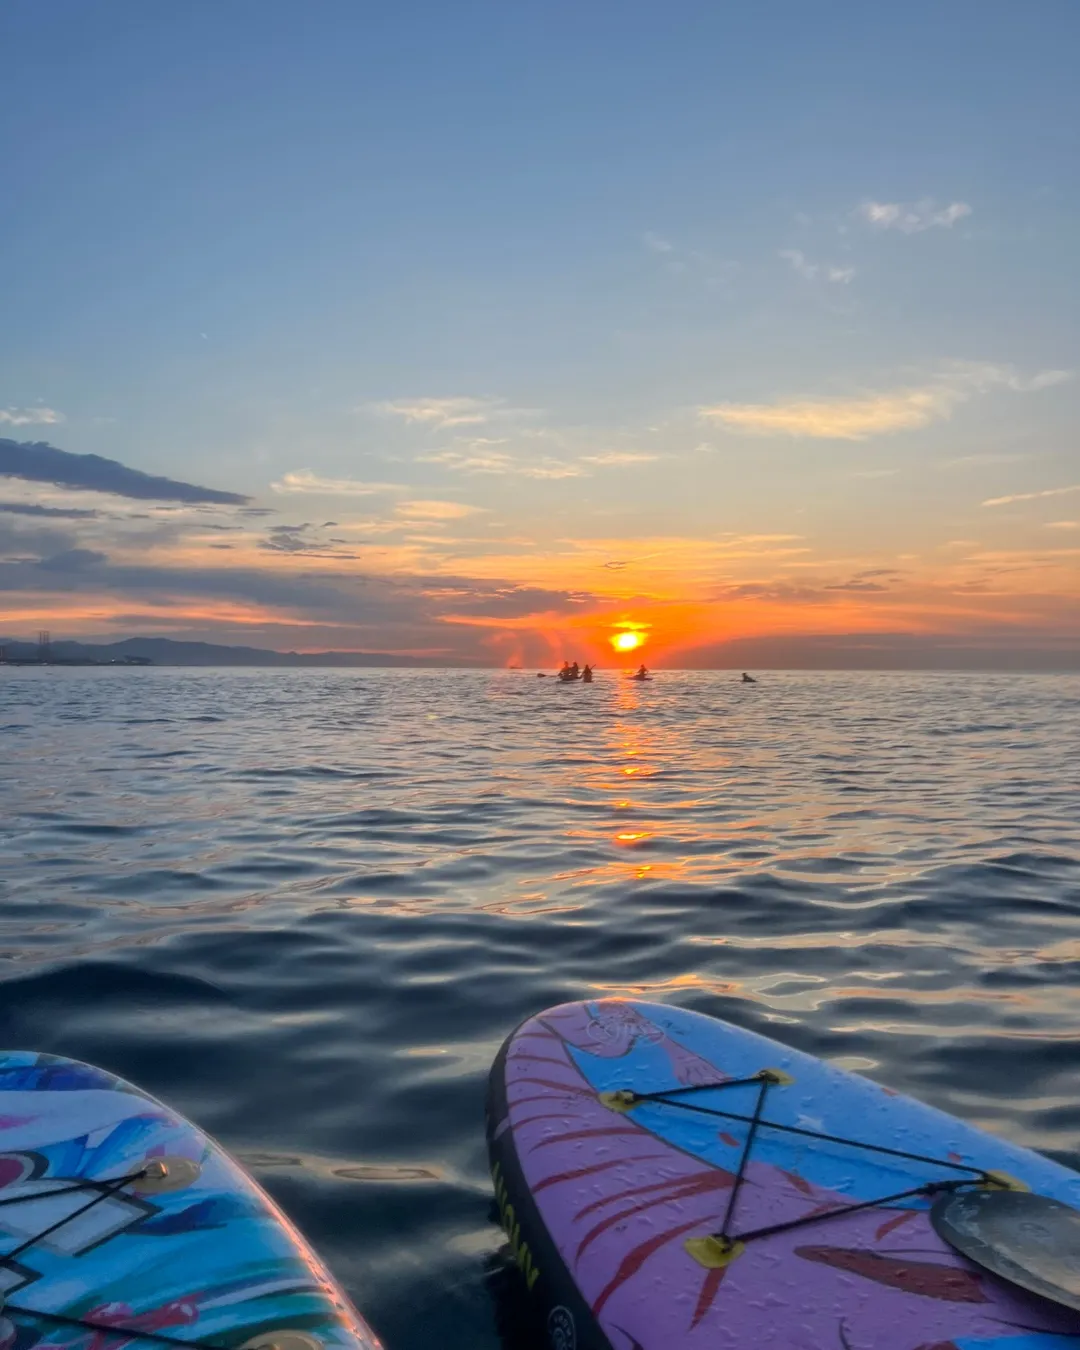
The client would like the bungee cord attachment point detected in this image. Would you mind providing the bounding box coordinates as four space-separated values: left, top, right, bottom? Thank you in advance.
1 1161 318 1350
594 1069 1020 1269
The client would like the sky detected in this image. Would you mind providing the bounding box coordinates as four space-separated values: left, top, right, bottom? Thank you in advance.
2 0 1078 668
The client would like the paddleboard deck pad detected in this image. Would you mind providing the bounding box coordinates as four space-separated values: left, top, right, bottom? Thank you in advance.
0 1052 380 1350
486 999 1080 1350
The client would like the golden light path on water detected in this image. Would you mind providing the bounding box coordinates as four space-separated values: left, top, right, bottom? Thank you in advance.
1 666 1079 1350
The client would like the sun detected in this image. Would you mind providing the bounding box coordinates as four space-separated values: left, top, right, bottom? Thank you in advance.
611 630 645 653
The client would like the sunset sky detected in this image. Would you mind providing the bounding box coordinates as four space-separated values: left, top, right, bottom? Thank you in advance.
2 1 1078 667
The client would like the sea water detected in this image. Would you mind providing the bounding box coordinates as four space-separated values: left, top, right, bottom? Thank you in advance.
2 667 1079 1350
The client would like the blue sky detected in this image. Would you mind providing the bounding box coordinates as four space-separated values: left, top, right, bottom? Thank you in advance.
2 1 1078 664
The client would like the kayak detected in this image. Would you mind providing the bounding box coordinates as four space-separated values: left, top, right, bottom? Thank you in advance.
0 1051 381 1350
486 998 1080 1350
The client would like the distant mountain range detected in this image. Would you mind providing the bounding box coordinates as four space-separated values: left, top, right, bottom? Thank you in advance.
0 636 481 667
2 633 1077 671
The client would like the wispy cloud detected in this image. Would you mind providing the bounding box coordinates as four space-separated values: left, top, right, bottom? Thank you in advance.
0 437 249 504
504 462 582 479
371 396 528 429
1013 369 1074 391
779 249 854 284
421 445 584 479
728 534 804 545
699 362 1072 441
857 199 972 233
643 232 674 253
396 499 483 521
0 406 65 426
825 567 901 593
703 390 946 439
579 451 658 466
270 470 404 496
982 484 1080 508
424 439 658 478
0 500 98 519
258 522 367 559
779 249 814 281
940 452 1029 469
1045 521 1078 530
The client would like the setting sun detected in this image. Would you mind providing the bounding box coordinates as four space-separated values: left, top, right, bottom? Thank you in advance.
612 630 645 653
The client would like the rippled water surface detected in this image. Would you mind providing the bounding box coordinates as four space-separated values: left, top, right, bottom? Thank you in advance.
2 667 1080 1348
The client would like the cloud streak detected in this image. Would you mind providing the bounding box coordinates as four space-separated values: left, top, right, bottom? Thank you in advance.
0 500 99 519
982 484 1080 508
0 439 249 505
424 439 657 477
703 389 950 438
699 362 1072 441
372 396 531 429
396 499 482 521
421 445 584 478
270 470 404 496
857 200 972 233
579 451 658 466
0 407 65 426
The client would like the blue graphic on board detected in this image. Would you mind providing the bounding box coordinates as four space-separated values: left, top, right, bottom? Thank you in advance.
0 1053 381 1350
559 1001 1080 1211
516 999 1080 1350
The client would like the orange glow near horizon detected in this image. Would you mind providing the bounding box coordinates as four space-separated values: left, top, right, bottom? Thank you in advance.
12 526 1078 664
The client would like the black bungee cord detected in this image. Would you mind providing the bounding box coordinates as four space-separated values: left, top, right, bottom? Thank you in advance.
606 1071 997 1257
0 1167 230 1350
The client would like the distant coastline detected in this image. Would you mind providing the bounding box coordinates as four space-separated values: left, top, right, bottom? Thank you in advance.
1 654 153 667
1 633 1079 671
0 636 485 669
